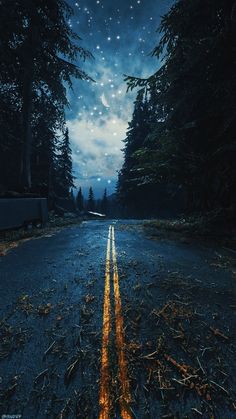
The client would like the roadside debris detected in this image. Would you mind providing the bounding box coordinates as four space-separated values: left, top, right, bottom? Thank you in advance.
64 357 80 385
38 303 53 316
0 323 30 359
124 284 236 418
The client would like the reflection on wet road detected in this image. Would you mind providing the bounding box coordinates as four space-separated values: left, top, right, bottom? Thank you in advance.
0 220 235 418
99 226 131 419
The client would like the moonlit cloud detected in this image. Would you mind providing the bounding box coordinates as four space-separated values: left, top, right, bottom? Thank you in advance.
66 0 174 196
67 108 129 188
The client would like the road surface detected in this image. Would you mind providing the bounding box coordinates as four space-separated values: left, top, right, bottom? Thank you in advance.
0 220 235 418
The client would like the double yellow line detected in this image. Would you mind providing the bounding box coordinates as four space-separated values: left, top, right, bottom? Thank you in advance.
99 225 132 419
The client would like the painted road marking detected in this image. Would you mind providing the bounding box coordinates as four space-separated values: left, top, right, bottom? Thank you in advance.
99 225 132 418
99 225 112 419
112 226 132 419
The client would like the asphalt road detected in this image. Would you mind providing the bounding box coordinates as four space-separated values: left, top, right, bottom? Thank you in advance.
0 220 235 419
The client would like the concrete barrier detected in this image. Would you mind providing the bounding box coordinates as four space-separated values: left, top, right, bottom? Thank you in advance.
0 198 48 231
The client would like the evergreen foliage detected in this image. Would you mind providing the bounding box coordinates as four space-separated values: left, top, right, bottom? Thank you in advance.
101 188 108 214
76 187 84 212
87 187 95 211
0 0 92 197
56 127 74 197
118 0 236 217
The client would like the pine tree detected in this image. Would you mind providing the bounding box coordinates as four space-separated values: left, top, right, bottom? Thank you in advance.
122 0 236 216
70 188 75 201
117 88 152 210
76 187 84 212
0 0 92 191
56 127 74 197
87 187 95 211
101 188 108 214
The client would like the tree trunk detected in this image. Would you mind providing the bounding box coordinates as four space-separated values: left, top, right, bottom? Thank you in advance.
20 16 38 191
21 67 33 190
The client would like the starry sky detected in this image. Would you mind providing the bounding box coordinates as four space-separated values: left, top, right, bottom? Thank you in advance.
66 0 174 198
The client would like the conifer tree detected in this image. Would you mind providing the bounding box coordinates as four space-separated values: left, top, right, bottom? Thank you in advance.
87 187 95 211
121 0 236 216
0 0 92 192
76 187 84 211
117 88 152 208
101 188 108 214
56 127 74 197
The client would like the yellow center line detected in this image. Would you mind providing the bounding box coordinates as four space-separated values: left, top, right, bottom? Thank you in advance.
99 225 112 419
111 226 132 419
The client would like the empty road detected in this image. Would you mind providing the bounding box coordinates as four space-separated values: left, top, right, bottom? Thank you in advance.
0 220 235 418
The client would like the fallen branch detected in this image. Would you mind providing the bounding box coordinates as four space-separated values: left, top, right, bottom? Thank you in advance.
209 327 230 341
57 398 71 419
44 340 56 357
34 368 49 383
64 358 80 385
210 380 229 395
197 356 206 375
140 350 158 360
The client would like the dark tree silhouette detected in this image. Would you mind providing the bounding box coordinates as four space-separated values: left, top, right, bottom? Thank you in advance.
119 0 236 218
87 187 95 211
76 187 84 212
101 188 108 214
0 0 92 194
56 127 74 197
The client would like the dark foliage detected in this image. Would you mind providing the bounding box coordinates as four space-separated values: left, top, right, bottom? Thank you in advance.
76 187 84 212
87 187 95 211
0 0 92 199
101 188 108 214
55 127 74 198
119 0 236 219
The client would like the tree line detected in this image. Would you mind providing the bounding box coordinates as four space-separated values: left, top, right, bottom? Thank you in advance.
75 187 110 215
0 0 92 204
118 0 236 219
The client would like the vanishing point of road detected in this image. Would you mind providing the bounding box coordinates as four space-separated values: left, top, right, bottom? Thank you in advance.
0 220 235 418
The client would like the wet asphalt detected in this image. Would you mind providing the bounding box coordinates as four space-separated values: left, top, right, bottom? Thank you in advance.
0 220 235 419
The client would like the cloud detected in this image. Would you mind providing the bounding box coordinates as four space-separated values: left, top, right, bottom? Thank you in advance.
65 0 174 196
67 60 136 193
66 59 149 195
67 107 130 183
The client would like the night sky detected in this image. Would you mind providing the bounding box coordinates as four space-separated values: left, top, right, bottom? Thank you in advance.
66 0 173 198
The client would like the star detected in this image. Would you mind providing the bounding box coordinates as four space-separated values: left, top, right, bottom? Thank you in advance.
67 0 164 196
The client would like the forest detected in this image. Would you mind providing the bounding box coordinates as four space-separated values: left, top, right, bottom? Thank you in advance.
0 2 236 417
118 0 236 223
0 0 235 224
0 0 91 206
